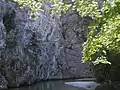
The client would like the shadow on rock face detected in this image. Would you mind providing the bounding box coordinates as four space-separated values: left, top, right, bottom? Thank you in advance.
95 84 115 90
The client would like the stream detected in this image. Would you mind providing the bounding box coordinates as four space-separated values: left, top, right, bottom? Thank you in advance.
8 80 87 90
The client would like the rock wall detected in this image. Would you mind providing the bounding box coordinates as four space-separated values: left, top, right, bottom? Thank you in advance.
0 1 93 89
61 10 93 78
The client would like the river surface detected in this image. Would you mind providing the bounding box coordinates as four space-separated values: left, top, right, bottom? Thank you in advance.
8 80 87 90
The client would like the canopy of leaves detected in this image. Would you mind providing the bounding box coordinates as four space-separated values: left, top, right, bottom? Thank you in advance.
12 0 120 65
78 0 120 65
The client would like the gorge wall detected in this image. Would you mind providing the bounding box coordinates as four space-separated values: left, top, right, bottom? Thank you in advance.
0 1 93 89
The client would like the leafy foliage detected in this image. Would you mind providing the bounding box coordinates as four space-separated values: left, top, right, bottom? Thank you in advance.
80 0 120 65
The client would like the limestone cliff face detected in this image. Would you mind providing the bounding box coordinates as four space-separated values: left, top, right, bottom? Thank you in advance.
0 1 93 89
61 10 93 78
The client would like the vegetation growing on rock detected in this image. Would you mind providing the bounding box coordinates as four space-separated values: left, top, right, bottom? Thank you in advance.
11 0 120 65
11 0 120 83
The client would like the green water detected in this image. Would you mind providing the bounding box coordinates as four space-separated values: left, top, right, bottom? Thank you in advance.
8 80 87 90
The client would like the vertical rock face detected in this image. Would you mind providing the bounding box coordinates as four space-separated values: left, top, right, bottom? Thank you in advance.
0 1 94 88
0 72 8 89
61 10 93 78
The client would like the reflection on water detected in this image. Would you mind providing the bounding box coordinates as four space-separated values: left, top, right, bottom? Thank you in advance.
9 80 87 90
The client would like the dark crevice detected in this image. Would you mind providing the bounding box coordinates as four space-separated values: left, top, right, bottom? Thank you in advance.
3 11 15 33
3 11 17 48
